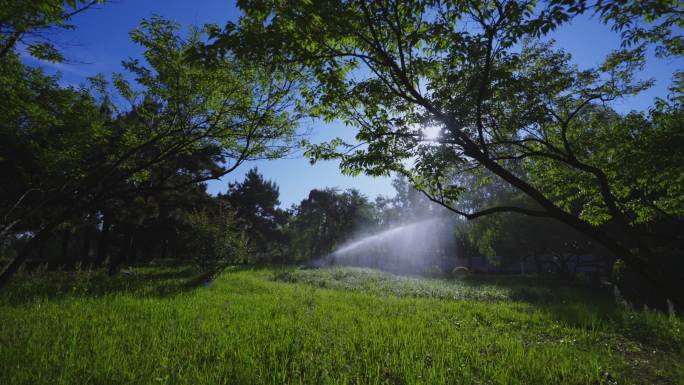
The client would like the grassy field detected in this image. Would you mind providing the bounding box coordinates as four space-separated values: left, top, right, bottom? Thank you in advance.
1 265 683 385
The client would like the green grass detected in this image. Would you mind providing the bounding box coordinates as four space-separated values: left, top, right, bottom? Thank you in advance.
1 265 683 385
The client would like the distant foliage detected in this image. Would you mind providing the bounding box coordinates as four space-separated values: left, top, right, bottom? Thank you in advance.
220 168 289 264
285 188 379 261
184 210 246 273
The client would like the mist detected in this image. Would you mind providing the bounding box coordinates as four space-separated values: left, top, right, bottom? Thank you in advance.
312 218 459 275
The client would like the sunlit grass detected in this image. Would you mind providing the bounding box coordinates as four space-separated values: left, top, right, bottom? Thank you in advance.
1 265 682 384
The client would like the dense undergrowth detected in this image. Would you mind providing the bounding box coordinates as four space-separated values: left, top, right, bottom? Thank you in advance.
1 265 682 384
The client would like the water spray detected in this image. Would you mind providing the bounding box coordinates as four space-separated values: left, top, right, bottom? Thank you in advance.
311 218 458 275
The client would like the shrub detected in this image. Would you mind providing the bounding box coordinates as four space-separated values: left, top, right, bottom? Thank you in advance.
184 210 247 274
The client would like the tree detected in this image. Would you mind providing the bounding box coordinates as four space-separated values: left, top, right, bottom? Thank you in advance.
221 168 288 263
213 0 683 307
286 188 377 261
0 16 303 288
1 0 104 61
461 204 605 278
184 208 247 274
388 176 440 222
0 52 108 251
595 0 683 58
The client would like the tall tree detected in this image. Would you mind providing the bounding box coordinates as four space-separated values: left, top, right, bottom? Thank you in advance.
221 168 288 262
213 0 683 307
0 16 303 288
287 188 376 260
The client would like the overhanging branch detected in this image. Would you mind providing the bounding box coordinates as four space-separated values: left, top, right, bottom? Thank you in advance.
419 189 549 220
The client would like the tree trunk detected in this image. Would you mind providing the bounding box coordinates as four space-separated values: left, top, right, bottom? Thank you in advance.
37 232 51 262
161 239 168 260
94 215 110 268
520 256 525 275
49 228 71 270
140 239 153 263
127 236 139 264
534 256 543 275
81 226 91 266
109 229 133 276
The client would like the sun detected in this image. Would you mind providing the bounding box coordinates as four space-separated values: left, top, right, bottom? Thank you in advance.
422 124 442 141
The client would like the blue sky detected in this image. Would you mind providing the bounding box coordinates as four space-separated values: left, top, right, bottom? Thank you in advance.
21 0 681 207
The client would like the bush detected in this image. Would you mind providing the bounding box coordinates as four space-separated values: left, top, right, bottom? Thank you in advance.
184 210 247 274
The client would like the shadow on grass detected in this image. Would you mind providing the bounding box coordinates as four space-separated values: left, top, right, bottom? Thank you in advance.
455 274 619 322
458 274 615 305
139 267 203 281
0 262 289 307
0 264 208 306
457 274 683 353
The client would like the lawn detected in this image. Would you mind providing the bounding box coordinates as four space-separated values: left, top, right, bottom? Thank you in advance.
1 265 682 384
